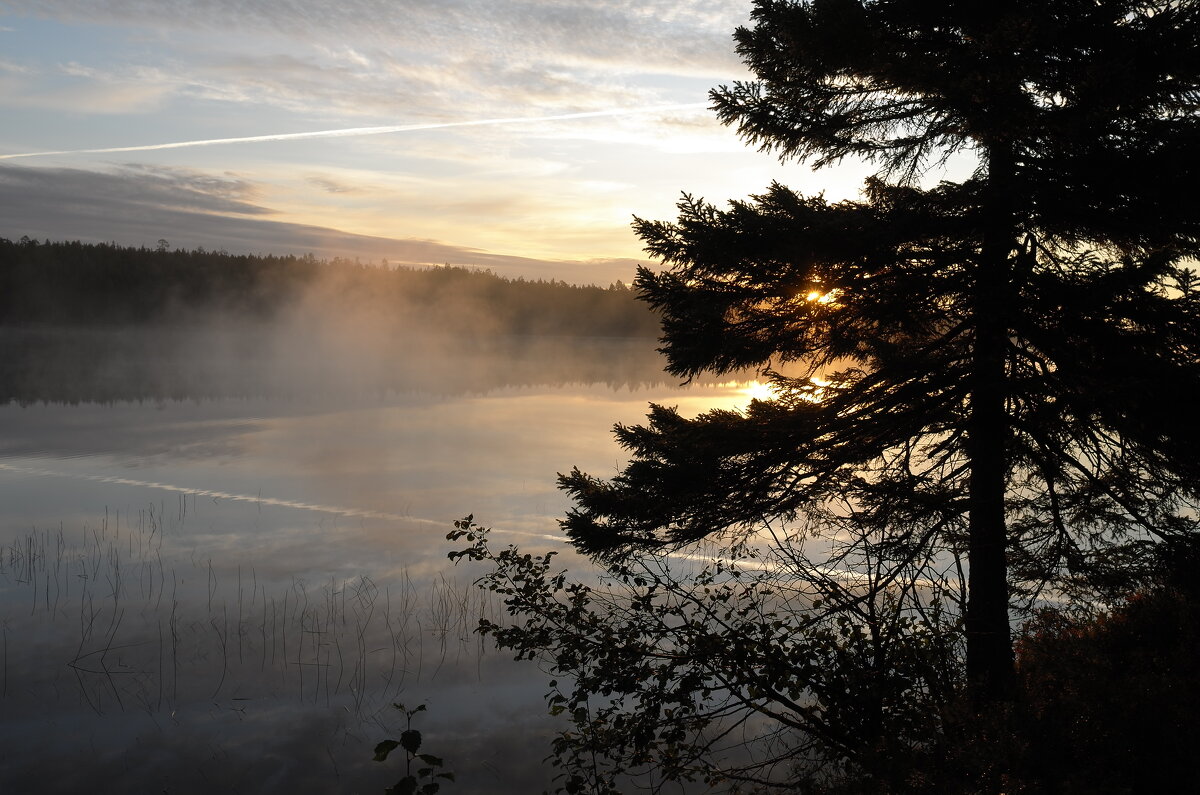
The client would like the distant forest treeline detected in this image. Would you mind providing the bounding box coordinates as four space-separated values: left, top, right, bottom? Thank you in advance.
0 237 659 337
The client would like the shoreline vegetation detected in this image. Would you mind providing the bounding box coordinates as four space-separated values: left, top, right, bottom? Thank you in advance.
0 237 659 337
0 501 530 793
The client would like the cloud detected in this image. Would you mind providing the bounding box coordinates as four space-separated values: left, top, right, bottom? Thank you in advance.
0 164 641 283
305 175 361 194
9 1 746 68
0 60 175 114
0 162 266 215
3 1 750 120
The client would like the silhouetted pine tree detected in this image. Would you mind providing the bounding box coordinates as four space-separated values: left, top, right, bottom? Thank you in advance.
561 0 1200 705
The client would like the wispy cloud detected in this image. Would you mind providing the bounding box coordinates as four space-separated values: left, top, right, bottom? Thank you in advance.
0 103 707 160
3 1 747 120
306 175 361 194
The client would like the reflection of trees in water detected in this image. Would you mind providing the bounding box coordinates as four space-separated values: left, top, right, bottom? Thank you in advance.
0 327 675 404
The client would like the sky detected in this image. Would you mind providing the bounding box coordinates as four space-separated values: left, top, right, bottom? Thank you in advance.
0 0 889 284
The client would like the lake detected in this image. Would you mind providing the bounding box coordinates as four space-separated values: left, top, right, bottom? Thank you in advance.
0 326 754 794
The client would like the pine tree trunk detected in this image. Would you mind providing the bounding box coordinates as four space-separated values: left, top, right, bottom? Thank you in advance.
965 141 1016 704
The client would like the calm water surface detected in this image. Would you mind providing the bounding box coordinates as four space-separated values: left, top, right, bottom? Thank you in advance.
0 329 750 793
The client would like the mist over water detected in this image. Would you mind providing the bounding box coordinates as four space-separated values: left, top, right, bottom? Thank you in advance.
0 299 752 793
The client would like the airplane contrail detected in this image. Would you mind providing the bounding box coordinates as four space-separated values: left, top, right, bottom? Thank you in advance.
0 102 710 161
0 461 567 542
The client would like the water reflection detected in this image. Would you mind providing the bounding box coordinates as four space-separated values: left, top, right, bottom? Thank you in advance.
0 325 675 405
0 507 534 792
0 327 761 793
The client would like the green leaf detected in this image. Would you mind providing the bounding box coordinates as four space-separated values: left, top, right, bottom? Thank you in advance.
373 740 401 762
400 729 422 755
386 775 418 795
417 753 443 766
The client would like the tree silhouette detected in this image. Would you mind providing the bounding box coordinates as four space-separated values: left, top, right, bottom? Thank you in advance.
453 512 965 791
561 0 1200 705
449 2 1200 789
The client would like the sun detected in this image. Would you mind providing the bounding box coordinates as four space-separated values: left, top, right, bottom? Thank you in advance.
738 380 775 403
